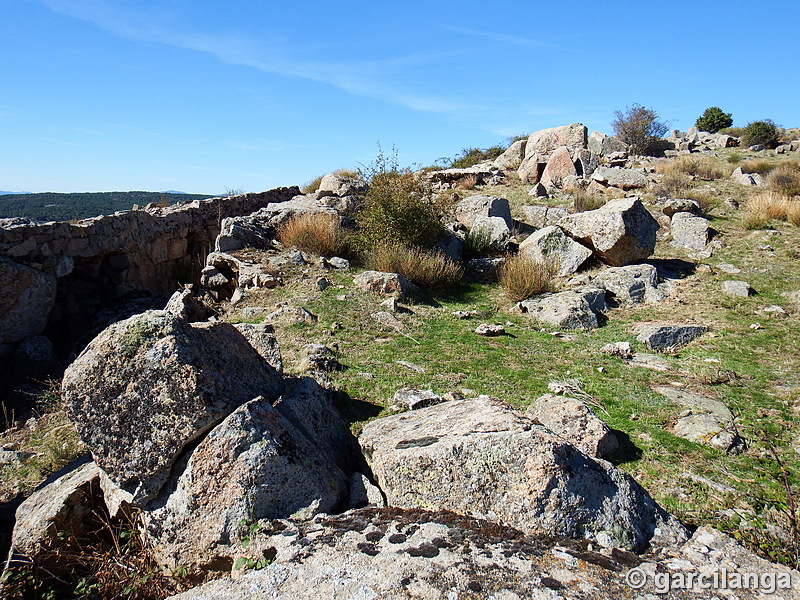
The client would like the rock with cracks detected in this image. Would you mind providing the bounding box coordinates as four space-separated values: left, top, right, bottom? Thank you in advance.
62 310 284 506
359 396 687 552
558 198 659 266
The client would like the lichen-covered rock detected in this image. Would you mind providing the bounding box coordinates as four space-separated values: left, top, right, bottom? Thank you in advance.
526 394 619 459
144 394 351 570
592 264 667 304
353 271 420 299
518 225 592 276
359 397 686 552
636 323 707 352
0 257 57 344
558 198 659 266
520 204 568 228
670 212 710 250
233 322 283 374
470 215 511 251
516 287 606 330
62 310 284 506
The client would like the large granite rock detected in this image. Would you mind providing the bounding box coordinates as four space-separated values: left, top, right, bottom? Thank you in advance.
518 225 592 276
670 212 710 250
0 257 57 344
590 167 648 190
588 131 628 156
516 287 607 330
144 389 353 570
492 138 527 170
454 195 512 228
520 204 568 228
517 124 587 184
62 310 284 506
359 396 687 552
558 198 659 266
636 323 707 352
539 146 578 188
353 271 420 299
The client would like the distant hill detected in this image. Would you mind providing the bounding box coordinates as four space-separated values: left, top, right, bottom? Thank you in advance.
0 191 216 222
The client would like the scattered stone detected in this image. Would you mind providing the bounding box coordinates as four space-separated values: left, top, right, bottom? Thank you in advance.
600 342 633 359
717 262 742 274
474 323 506 336
353 271 420 299
396 360 425 373
316 172 364 198
323 256 350 270
516 287 606 330
526 394 618 459
731 166 758 186
635 323 707 353
315 277 332 291
299 343 343 372
391 388 444 411
670 212 710 250
763 304 787 314
372 311 407 332
62 310 284 506
359 396 687 552
661 199 701 217
628 353 671 372
723 280 753 297
163 286 211 322
527 182 549 198
592 264 667 304
558 198 659 266
518 226 592 276
451 310 475 319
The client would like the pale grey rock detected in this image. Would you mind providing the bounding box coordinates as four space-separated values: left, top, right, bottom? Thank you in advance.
516 287 606 330
670 212 710 250
527 182 549 197
474 323 506 336
526 394 618 459
592 264 667 304
10 461 101 568
636 323 707 352
518 226 592 276
558 198 659 267
391 388 444 411
298 343 343 372
572 148 599 178
316 172 364 198
0 257 57 344
353 271 419 299
723 280 753 297
470 216 511 251
323 256 350 270
62 310 284 506
454 195 512 228
661 199 701 217
731 166 758 186
590 167 647 190
492 138 527 170
143 395 350 570
359 397 687 552
588 131 628 156
520 205 568 228
600 341 632 359
164 286 211 322
523 123 588 158
717 262 742 274
628 353 671 371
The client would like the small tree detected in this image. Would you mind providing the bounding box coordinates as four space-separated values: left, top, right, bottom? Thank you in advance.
742 120 780 149
611 103 669 156
695 106 733 133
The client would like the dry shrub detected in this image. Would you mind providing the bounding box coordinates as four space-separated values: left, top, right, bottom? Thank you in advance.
656 156 727 180
767 161 800 197
788 202 800 226
301 175 324 194
454 173 479 190
654 173 692 198
334 168 359 178
367 244 463 289
745 192 794 229
277 213 348 257
740 159 777 175
499 254 557 301
571 189 605 213
684 189 718 214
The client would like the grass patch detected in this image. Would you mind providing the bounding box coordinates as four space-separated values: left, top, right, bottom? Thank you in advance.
366 244 463 289
498 254 557 301
767 161 800 197
570 189 606 213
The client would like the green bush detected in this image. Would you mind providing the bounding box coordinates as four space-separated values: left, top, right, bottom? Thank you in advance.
742 120 780 149
449 146 506 169
695 107 733 133
611 103 670 156
352 169 445 253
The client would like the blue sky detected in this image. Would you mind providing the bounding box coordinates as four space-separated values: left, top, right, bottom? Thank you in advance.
2 0 798 194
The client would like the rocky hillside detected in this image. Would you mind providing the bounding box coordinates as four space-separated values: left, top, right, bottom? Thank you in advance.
2 123 800 599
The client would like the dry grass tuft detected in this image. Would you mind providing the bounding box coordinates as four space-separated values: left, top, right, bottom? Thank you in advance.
499 254 557 301
767 161 800 197
657 156 728 180
570 189 606 213
654 173 693 198
277 213 348 257
740 159 778 175
744 192 800 229
367 244 463 289
454 173 479 190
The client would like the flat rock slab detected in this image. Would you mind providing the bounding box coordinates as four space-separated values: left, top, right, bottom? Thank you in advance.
636 323 707 353
653 387 734 421
628 353 671 371
723 280 753 297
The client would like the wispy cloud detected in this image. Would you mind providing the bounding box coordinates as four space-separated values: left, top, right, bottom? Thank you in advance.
39 0 481 118
441 25 561 49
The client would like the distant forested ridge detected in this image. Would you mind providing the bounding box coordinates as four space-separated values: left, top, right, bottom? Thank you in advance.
0 191 216 222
